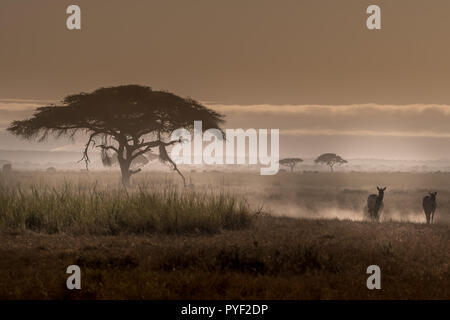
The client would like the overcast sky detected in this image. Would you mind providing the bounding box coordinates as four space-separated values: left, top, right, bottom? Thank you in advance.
2 0 450 160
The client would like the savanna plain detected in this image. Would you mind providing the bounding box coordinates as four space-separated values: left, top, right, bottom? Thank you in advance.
0 170 449 299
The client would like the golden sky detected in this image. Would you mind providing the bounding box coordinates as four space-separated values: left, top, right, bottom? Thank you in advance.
2 1 450 160
2 0 450 104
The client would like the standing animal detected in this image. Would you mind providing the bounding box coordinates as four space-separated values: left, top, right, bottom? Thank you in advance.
422 192 437 224
367 187 386 221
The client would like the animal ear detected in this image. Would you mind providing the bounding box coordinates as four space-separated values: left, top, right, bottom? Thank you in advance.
382 187 386 191
377 186 380 191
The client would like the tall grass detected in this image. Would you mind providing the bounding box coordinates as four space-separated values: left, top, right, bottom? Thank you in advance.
0 181 253 235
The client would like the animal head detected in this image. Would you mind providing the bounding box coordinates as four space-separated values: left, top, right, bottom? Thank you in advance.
377 186 386 197
429 191 437 199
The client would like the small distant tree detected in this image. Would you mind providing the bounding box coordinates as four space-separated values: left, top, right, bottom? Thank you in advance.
279 158 303 172
7 85 224 186
314 153 347 172
2 163 12 173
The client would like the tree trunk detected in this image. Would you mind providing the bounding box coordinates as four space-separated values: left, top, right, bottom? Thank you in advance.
119 159 132 187
121 170 131 186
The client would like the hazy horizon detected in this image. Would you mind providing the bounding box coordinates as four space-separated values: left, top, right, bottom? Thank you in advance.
2 98 450 161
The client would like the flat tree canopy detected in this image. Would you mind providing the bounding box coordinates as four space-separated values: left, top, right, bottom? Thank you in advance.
8 85 224 185
314 153 347 172
279 158 303 172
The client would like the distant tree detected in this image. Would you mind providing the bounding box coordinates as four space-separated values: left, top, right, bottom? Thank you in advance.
7 85 224 186
314 153 347 172
279 158 303 172
0 160 10 168
2 164 12 173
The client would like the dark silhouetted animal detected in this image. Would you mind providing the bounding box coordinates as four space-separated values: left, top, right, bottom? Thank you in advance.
367 187 386 221
422 192 437 224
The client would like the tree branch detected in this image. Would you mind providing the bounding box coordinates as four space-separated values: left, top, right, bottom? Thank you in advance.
159 144 186 187
96 144 119 153
131 138 182 159
130 168 142 175
77 132 99 170
135 138 181 149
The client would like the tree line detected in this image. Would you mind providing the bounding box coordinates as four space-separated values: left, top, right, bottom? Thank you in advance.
280 153 348 173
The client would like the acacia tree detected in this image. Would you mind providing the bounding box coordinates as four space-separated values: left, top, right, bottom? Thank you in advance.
279 158 303 172
8 85 224 186
314 153 347 172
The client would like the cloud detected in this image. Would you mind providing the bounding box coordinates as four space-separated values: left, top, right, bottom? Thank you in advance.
3 100 450 139
50 142 88 152
211 104 450 138
211 103 450 115
0 99 51 129
1 100 450 159
0 99 54 108
281 129 450 138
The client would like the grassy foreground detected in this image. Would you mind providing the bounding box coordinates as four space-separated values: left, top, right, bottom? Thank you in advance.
0 171 449 299
0 183 253 235
0 216 448 299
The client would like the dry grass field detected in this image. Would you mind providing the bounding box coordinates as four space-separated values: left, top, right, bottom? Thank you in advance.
0 170 449 299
